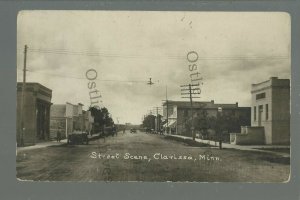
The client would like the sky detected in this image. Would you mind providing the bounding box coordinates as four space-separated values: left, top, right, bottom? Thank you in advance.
17 11 291 124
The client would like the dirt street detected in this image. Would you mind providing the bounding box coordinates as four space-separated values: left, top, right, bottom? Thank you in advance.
16 131 290 182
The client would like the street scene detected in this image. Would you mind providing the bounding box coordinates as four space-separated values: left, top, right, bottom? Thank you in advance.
17 130 289 182
16 11 291 182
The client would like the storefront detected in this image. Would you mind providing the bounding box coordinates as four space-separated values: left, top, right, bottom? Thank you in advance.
17 82 52 146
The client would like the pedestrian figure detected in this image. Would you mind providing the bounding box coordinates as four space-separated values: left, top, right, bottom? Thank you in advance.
114 126 118 136
219 132 223 149
56 130 61 142
123 128 125 134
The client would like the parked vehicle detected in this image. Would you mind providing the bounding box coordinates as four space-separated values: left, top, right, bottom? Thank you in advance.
67 130 89 145
103 126 117 137
130 128 137 133
145 128 151 133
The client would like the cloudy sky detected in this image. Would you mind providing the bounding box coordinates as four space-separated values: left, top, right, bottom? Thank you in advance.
17 11 290 124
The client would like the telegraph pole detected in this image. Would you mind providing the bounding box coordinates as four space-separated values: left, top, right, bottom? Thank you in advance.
153 106 162 133
20 45 28 146
161 86 170 134
160 85 171 134
166 86 169 134
180 83 200 140
156 107 159 133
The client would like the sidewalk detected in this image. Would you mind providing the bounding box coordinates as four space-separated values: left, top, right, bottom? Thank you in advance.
17 133 102 152
168 134 290 157
17 139 67 152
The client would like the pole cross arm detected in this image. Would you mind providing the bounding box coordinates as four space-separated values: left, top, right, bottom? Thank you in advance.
180 83 200 87
181 88 199 90
181 93 201 95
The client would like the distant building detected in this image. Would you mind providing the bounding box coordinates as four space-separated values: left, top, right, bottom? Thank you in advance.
162 100 251 139
115 124 126 132
16 82 52 146
230 77 290 145
50 103 94 139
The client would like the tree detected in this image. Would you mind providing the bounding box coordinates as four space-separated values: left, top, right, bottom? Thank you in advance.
207 111 250 143
89 106 114 133
142 114 156 130
194 110 209 138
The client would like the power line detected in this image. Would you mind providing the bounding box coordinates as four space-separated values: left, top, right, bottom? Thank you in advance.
20 47 290 61
27 48 186 60
17 69 148 83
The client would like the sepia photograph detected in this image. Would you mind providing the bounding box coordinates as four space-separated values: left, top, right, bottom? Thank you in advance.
16 11 290 182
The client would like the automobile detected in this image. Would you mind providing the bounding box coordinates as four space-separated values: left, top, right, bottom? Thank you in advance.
130 128 137 133
103 126 117 137
67 130 89 145
145 128 151 134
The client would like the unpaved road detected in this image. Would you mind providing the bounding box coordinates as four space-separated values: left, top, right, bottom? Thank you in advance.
17 131 290 182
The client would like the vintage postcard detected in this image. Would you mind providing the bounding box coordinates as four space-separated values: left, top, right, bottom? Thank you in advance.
16 11 290 182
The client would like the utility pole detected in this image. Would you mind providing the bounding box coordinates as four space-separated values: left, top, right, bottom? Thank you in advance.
156 107 159 133
147 110 154 130
156 107 159 132
161 86 170 134
180 83 200 140
153 106 162 133
166 86 169 134
20 44 28 146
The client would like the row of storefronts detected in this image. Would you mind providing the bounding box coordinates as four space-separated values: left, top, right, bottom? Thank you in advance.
16 82 94 146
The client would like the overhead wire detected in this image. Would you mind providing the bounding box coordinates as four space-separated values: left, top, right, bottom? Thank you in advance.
17 47 290 83
24 47 290 61
17 68 148 83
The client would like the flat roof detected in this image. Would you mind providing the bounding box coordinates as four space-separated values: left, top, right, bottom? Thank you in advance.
17 82 52 92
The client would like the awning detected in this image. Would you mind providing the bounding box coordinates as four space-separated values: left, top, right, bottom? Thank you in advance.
161 120 167 126
163 120 176 128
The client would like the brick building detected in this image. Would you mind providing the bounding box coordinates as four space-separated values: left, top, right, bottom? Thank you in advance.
251 77 290 144
16 82 52 146
162 100 251 139
230 77 290 145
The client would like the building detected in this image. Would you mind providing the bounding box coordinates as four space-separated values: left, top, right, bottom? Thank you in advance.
17 82 52 146
50 103 94 139
230 77 290 145
82 110 94 133
162 100 251 139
